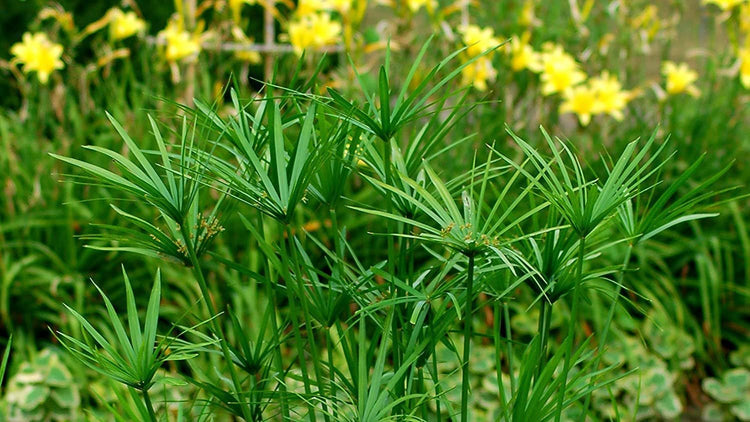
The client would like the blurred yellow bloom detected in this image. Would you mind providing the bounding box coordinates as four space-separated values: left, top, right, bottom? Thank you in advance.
234 49 261 62
158 20 202 62
295 0 353 15
232 26 262 63
461 57 497 91
519 0 539 27
662 61 700 96
631 5 660 39
407 0 437 13
330 0 353 14
539 43 586 95
507 35 541 72
560 84 598 126
703 0 746 10
229 0 256 23
109 9 146 41
590 71 631 120
288 12 342 55
741 3 750 34
10 32 64 84
459 25 501 57
297 0 330 15
739 48 750 88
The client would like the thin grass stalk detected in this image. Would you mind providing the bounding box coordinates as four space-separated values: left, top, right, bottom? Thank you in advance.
405 236 423 415
405 363 416 411
142 388 157 422
330 207 344 260
300 295 329 421
64 182 77 269
259 214 290 419
555 235 587 422
277 227 317 420
536 299 552 380
398 221 412 404
418 366 427 420
581 242 633 415
328 206 343 418
181 225 253 421
382 140 405 413
460 253 476 422
325 329 337 418
429 323 443 422
504 301 515 393
498 271 515 393
285 229 330 422
494 301 510 422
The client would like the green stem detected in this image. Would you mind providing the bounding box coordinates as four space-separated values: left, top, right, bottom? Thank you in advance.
287 230 330 422
504 302 515 392
258 215 290 419
142 388 157 422
494 301 510 422
326 329 337 417
64 181 77 269
582 243 633 415
330 207 344 261
418 366 427 421
430 323 443 422
278 227 316 421
328 207 342 420
181 226 252 421
536 299 552 380
555 235 586 422
460 254 476 422
382 139 404 413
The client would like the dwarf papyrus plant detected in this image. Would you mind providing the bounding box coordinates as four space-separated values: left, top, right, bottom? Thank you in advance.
49 42 727 421
352 143 551 420
501 127 670 421
52 111 255 419
313 38 502 419
55 268 200 421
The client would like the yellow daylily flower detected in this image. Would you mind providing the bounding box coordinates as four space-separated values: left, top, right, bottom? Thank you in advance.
406 0 437 13
297 0 330 16
739 48 750 88
459 24 501 57
158 20 202 62
109 9 146 41
703 0 746 10
539 43 586 95
662 61 700 96
288 12 342 55
741 3 750 33
330 0 353 14
560 83 598 126
590 71 631 120
506 35 541 72
461 57 497 91
10 32 64 84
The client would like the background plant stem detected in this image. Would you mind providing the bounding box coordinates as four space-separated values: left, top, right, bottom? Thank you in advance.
460 253 476 422
582 242 634 415
555 234 587 422
181 226 253 421
141 388 157 422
